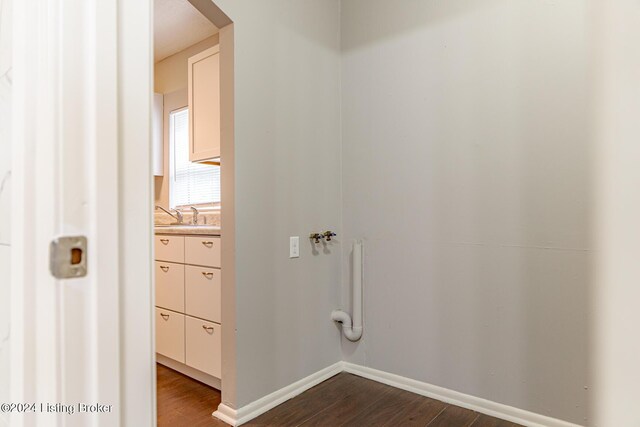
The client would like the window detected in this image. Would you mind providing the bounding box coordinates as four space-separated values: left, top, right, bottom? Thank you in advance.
169 108 220 208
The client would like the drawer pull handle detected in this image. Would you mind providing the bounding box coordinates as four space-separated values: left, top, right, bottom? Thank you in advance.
202 325 214 333
160 265 170 272
202 272 214 279
160 313 170 320
202 241 214 248
160 239 169 245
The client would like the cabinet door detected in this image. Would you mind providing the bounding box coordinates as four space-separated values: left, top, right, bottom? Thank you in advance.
185 236 221 268
188 45 220 162
155 235 184 263
153 92 164 176
185 316 221 378
155 261 185 313
185 265 221 323
156 308 185 363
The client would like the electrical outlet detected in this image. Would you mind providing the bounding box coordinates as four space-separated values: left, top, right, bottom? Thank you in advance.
289 236 300 258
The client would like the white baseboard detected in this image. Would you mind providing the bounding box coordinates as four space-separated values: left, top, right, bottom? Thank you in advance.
212 403 238 426
342 362 584 427
212 361 583 427
212 362 343 426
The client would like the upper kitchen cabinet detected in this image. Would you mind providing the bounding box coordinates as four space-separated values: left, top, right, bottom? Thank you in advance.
188 45 220 162
153 92 164 176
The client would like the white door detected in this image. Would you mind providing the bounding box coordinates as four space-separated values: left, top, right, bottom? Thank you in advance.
0 0 13 426
10 0 155 426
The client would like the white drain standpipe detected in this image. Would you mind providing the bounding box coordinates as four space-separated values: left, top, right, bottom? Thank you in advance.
332 240 363 342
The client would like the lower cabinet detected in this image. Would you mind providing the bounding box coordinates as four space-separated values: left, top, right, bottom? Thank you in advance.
156 261 185 312
156 308 185 363
185 265 221 323
155 233 222 382
185 317 222 378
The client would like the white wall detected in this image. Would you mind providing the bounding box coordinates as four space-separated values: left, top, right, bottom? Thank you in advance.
593 0 640 424
0 0 11 424
213 0 343 407
340 1 590 425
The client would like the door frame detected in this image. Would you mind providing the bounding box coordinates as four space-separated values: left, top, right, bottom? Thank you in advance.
11 0 155 425
12 0 236 425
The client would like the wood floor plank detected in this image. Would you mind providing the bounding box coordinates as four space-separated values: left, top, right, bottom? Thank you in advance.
381 394 447 427
299 376 395 426
336 385 435 427
245 373 359 426
470 414 523 427
427 405 479 427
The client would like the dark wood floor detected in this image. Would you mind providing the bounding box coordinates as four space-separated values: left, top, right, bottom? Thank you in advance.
157 364 522 427
157 364 226 427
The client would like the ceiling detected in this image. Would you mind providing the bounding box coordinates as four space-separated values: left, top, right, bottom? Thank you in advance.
154 0 218 63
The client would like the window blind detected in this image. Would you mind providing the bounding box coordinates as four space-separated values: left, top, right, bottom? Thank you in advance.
169 108 220 208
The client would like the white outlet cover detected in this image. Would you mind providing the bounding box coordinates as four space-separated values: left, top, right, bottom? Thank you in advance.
289 236 300 258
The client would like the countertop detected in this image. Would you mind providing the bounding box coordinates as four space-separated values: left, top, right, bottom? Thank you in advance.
155 225 221 236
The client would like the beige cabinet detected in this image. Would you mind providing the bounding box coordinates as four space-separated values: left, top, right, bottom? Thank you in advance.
156 308 185 363
154 232 222 382
155 261 185 313
153 92 164 176
188 45 220 162
185 236 221 268
185 317 222 378
155 235 184 263
185 265 221 323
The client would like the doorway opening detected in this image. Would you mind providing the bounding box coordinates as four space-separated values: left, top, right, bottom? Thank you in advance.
151 0 234 424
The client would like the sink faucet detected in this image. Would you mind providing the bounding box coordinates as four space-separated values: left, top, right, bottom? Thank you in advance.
155 205 183 224
190 206 199 225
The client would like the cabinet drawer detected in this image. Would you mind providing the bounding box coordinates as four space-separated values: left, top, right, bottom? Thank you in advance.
185 265 221 323
185 236 220 267
156 308 185 363
155 235 184 263
185 316 221 378
155 261 185 313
